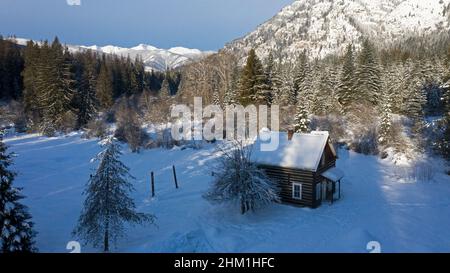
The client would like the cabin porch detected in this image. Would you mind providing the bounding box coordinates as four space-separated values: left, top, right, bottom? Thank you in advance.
319 167 344 204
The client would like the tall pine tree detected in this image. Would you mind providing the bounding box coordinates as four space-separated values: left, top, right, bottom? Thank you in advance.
73 138 155 252
77 54 98 128
294 101 310 133
338 44 356 114
37 37 75 135
355 39 382 105
23 40 42 123
378 89 393 145
0 137 37 253
439 79 450 159
96 64 114 111
239 49 267 105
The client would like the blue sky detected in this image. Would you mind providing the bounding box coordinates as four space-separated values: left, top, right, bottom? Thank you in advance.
0 0 293 50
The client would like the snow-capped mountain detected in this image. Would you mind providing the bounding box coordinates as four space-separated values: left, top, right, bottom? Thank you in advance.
78 44 214 71
224 0 450 63
12 38 214 71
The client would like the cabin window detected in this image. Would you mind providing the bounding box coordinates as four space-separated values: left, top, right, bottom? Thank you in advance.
292 183 302 200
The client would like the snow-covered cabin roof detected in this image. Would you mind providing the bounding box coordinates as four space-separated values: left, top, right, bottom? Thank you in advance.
321 167 344 182
251 131 332 172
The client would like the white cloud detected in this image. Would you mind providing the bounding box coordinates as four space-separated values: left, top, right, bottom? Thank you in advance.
66 0 81 6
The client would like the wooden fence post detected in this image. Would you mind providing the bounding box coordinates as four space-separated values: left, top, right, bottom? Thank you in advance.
172 165 179 189
151 171 155 197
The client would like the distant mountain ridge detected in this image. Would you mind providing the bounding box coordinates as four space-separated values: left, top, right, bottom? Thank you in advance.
11 38 215 71
224 0 450 63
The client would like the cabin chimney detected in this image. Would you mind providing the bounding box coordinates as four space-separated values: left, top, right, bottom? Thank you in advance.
288 129 294 141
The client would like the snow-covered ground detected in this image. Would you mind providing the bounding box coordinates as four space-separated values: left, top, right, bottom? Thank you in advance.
4 133 450 253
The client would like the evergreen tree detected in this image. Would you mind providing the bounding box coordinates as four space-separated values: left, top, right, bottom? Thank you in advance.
269 62 283 106
239 49 267 105
311 64 337 115
294 100 310 133
22 40 42 123
405 60 427 133
77 55 98 128
384 63 406 114
270 63 284 106
0 37 23 100
131 56 145 94
0 138 37 253
224 87 237 106
159 77 171 100
293 51 309 105
212 86 221 106
73 139 155 252
262 52 276 105
212 72 221 106
439 81 450 159
294 57 315 110
96 64 114 110
355 39 382 105
276 63 296 107
378 90 393 145
338 44 356 113
224 66 239 106
37 37 75 135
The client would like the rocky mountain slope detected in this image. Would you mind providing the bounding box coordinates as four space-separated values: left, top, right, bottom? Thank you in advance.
224 0 450 63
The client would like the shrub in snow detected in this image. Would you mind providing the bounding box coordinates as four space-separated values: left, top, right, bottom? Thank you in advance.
73 138 155 252
394 161 436 183
0 138 37 253
351 126 379 155
410 161 436 182
84 118 108 139
114 101 148 153
205 141 280 215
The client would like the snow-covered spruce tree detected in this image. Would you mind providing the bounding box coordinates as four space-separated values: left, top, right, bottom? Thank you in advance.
212 74 221 106
212 88 221 106
264 52 276 92
224 66 239 106
294 100 310 133
224 87 238 106
0 138 37 253
378 90 393 145
438 80 450 159
311 64 337 115
338 44 356 114
384 63 406 114
239 49 268 105
293 51 309 105
405 62 427 135
205 141 280 215
271 64 289 106
296 61 314 111
77 56 98 128
269 63 283 106
73 139 155 252
96 64 114 111
355 39 382 106
160 76 171 100
253 68 271 105
37 37 75 136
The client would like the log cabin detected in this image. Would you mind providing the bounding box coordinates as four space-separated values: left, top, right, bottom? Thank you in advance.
251 130 344 208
